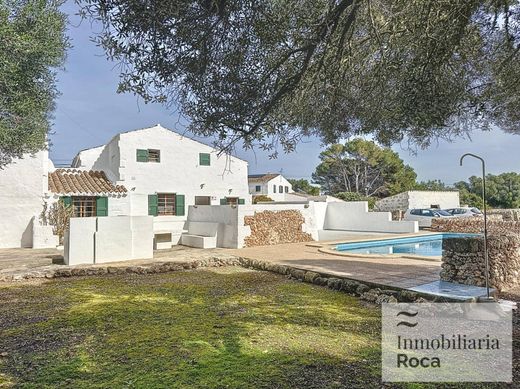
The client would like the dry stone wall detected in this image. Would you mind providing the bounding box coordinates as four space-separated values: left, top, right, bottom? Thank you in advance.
488 209 520 221
244 210 314 247
440 234 520 291
431 218 520 234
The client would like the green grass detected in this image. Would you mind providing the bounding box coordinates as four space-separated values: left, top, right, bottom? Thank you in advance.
0 267 510 388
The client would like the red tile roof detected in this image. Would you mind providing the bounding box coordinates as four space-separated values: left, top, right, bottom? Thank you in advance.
48 169 127 195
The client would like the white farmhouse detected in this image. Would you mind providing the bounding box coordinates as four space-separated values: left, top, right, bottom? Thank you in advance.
248 173 293 202
0 124 250 249
71 124 251 243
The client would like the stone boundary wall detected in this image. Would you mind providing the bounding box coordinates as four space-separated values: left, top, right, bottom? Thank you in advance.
244 210 313 247
488 209 520 221
441 234 520 291
431 218 520 234
0 254 444 303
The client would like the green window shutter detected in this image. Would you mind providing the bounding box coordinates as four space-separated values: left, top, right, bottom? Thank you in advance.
175 194 185 216
220 198 227 205
60 196 72 208
96 196 108 216
148 194 158 216
199 153 211 166
238 198 245 205
136 149 149 162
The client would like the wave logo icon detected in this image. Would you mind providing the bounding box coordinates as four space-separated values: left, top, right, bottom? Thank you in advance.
396 310 418 327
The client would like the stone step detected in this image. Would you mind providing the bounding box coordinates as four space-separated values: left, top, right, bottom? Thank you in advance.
408 280 496 302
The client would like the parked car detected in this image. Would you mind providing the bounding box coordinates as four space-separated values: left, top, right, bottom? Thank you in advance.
403 208 454 227
444 207 483 218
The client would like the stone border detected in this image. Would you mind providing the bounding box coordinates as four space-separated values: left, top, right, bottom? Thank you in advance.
0 255 451 303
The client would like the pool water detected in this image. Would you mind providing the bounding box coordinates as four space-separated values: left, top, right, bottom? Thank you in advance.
335 233 479 257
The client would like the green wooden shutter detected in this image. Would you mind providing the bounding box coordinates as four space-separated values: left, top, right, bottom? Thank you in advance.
175 194 185 216
238 198 245 205
136 149 149 162
148 194 158 216
60 196 72 208
220 198 227 205
96 196 108 216
199 153 211 166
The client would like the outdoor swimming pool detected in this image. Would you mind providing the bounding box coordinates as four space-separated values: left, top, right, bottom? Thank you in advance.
335 233 480 257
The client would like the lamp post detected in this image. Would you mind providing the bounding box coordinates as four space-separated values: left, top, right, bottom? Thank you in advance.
459 153 492 301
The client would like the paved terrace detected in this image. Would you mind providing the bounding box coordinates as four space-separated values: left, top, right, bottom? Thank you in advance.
226 233 441 289
0 233 440 290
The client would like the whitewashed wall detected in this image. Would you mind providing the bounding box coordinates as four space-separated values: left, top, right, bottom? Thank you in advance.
74 125 251 207
0 151 48 248
186 205 240 248
408 191 460 209
375 191 460 212
185 200 417 249
324 201 418 233
64 216 153 265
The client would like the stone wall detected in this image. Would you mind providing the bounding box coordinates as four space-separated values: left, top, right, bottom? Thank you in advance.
431 217 520 234
244 210 313 247
441 234 520 291
488 209 520 221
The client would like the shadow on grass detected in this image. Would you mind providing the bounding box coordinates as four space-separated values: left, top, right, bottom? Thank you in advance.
0 268 510 389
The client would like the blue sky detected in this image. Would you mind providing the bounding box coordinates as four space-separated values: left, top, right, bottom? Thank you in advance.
50 2 520 185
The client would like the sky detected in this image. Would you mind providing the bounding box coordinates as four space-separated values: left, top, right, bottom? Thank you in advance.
50 2 520 185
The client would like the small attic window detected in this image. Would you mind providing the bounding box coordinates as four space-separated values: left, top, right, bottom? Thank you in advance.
136 149 160 163
148 149 160 162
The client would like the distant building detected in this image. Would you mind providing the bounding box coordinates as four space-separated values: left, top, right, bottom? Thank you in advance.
248 173 293 202
375 190 460 212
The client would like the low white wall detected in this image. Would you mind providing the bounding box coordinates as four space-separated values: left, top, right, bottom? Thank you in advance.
64 216 154 265
64 217 97 265
323 201 418 233
186 203 320 248
32 217 59 249
186 205 240 248
239 203 320 244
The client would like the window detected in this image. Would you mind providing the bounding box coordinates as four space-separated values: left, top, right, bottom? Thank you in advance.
199 153 211 166
220 197 245 205
136 149 161 163
273 185 276 193
195 196 211 205
430 204 440 209
158 193 176 215
255 185 261 192
225 197 238 205
149 194 184 216
148 149 160 162
279 185 283 193
72 196 97 217
285 186 288 193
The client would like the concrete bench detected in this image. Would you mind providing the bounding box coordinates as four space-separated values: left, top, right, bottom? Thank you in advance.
181 222 218 249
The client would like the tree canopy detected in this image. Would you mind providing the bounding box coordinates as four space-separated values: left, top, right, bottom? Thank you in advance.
0 0 68 165
288 179 320 196
456 173 520 208
311 139 416 197
81 0 520 153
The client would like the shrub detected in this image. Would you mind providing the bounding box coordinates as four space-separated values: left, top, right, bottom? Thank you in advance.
253 195 274 204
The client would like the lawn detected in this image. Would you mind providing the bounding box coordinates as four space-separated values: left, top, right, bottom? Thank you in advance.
0 267 514 388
